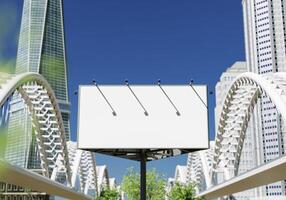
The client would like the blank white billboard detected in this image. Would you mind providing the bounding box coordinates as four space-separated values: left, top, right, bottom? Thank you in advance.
78 85 209 150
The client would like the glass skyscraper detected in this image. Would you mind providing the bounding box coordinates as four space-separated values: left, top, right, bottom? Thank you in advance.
243 0 286 198
2 0 70 199
16 0 70 140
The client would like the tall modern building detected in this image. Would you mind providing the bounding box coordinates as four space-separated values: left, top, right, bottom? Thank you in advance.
2 0 70 199
243 0 286 197
16 0 70 140
6 0 70 171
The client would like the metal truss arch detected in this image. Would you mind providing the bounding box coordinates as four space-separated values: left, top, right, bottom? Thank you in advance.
214 72 286 181
0 72 71 184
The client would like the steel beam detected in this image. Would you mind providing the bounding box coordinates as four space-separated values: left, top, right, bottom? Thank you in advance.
140 151 146 200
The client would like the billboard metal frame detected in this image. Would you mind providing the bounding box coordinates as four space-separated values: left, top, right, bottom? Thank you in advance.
77 83 210 200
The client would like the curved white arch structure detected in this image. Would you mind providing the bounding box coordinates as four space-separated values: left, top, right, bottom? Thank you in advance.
96 165 110 194
213 72 286 182
0 72 71 184
67 141 97 196
174 165 187 184
187 141 214 192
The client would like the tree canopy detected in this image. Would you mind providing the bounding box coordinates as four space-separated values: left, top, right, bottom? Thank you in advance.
168 182 203 200
96 187 120 200
121 168 166 200
120 167 204 200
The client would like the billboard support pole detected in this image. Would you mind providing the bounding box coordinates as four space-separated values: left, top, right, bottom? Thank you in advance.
140 150 146 200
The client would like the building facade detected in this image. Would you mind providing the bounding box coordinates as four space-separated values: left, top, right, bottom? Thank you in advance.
5 0 70 167
2 0 70 199
243 0 286 197
15 0 70 140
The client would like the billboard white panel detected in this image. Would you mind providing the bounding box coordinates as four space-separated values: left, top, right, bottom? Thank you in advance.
78 85 209 150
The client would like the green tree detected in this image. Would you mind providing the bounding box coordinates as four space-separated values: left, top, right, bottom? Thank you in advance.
96 187 120 200
121 168 166 200
168 182 203 200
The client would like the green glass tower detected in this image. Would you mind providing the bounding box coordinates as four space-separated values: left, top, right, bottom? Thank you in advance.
16 0 70 140
2 1 70 198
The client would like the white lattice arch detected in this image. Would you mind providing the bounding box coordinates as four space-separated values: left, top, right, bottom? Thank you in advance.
67 141 97 195
0 72 71 185
187 142 214 192
96 165 110 194
214 72 286 180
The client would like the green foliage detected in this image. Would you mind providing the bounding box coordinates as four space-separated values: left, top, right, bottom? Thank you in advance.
96 187 120 200
121 168 166 200
146 169 166 200
168 182 203 200
121 168 140 199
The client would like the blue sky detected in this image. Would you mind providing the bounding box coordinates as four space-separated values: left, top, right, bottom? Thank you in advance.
1 0 245 182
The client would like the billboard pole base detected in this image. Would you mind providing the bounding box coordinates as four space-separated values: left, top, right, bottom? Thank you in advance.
140 150 146 200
